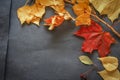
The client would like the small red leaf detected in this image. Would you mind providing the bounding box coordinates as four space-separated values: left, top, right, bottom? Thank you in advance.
44 15 64 30
75 21 115 57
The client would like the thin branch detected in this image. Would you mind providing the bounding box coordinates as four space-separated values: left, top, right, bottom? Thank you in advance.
91 14 120 38
24 0 30 5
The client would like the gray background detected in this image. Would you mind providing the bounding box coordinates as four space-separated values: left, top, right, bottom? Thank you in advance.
0 0 120 80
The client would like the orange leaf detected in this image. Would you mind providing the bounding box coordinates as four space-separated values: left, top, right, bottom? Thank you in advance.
44 15 64 30
73 0 91 26
17 4 45 26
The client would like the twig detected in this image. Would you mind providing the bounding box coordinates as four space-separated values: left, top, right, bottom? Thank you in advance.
89 5 120 37
91 14 120 38
24 0 30 5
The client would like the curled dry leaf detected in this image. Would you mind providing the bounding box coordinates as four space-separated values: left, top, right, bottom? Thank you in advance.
35 0 64 6
44 15 64 30
36 0 73 20
75 21 115 57
51 6 73 20
98 69 120 80
79 55 93 65
90 0 120 22
17 4 45 26
99 56 118 71
73 0 91 26
98 56 120 80
17 0 72 26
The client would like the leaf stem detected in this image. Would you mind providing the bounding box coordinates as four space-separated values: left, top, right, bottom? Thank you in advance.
91 14 120 38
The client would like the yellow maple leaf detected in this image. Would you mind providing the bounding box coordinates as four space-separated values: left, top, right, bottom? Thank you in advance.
73 0 91 26
90 0 120 22
17 4 45 26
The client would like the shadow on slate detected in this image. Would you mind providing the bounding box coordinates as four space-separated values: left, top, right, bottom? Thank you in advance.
0 0 120 80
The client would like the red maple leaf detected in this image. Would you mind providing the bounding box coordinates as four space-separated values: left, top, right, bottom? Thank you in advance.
44 15 64 30
75 21 115 57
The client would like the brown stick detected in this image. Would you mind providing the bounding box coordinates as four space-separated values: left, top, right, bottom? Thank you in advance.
91 14 120 38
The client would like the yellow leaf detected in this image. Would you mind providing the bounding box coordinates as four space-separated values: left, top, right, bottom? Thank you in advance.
35 0 53 6
99 56 118 72
51 5 72 20
90 0 120 22
73 0 91 26
75 13 91 26
17 4 45 26
35 0 64 6
79 55 93 65
36 0 72 20
98 69 120 80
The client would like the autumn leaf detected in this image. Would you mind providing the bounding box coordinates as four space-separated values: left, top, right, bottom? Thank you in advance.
17 0 72 26
79 55 93 65
51 6 73 20
90 0 120 22
73 0 91 26
36 0 73 20
44 15 64 30
17 4 45 26
35 0 64 6
75 21 115 57
98 56 120 80
98 69 120 80
99 56 118 71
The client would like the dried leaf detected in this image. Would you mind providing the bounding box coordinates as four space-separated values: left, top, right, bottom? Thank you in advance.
98 69 120 80
35 0 64 6
99 56 118 71
77 0 89 4
73 0 91 26
90 0 120 22
51 5 72 20
75 14 91 26
17 4 45 25
79 55 93 65
75 21 115 57
17 0 73 27
44 15 64 30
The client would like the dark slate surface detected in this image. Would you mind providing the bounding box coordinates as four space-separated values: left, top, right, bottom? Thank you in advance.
0 0 120 80
0 0 11 80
